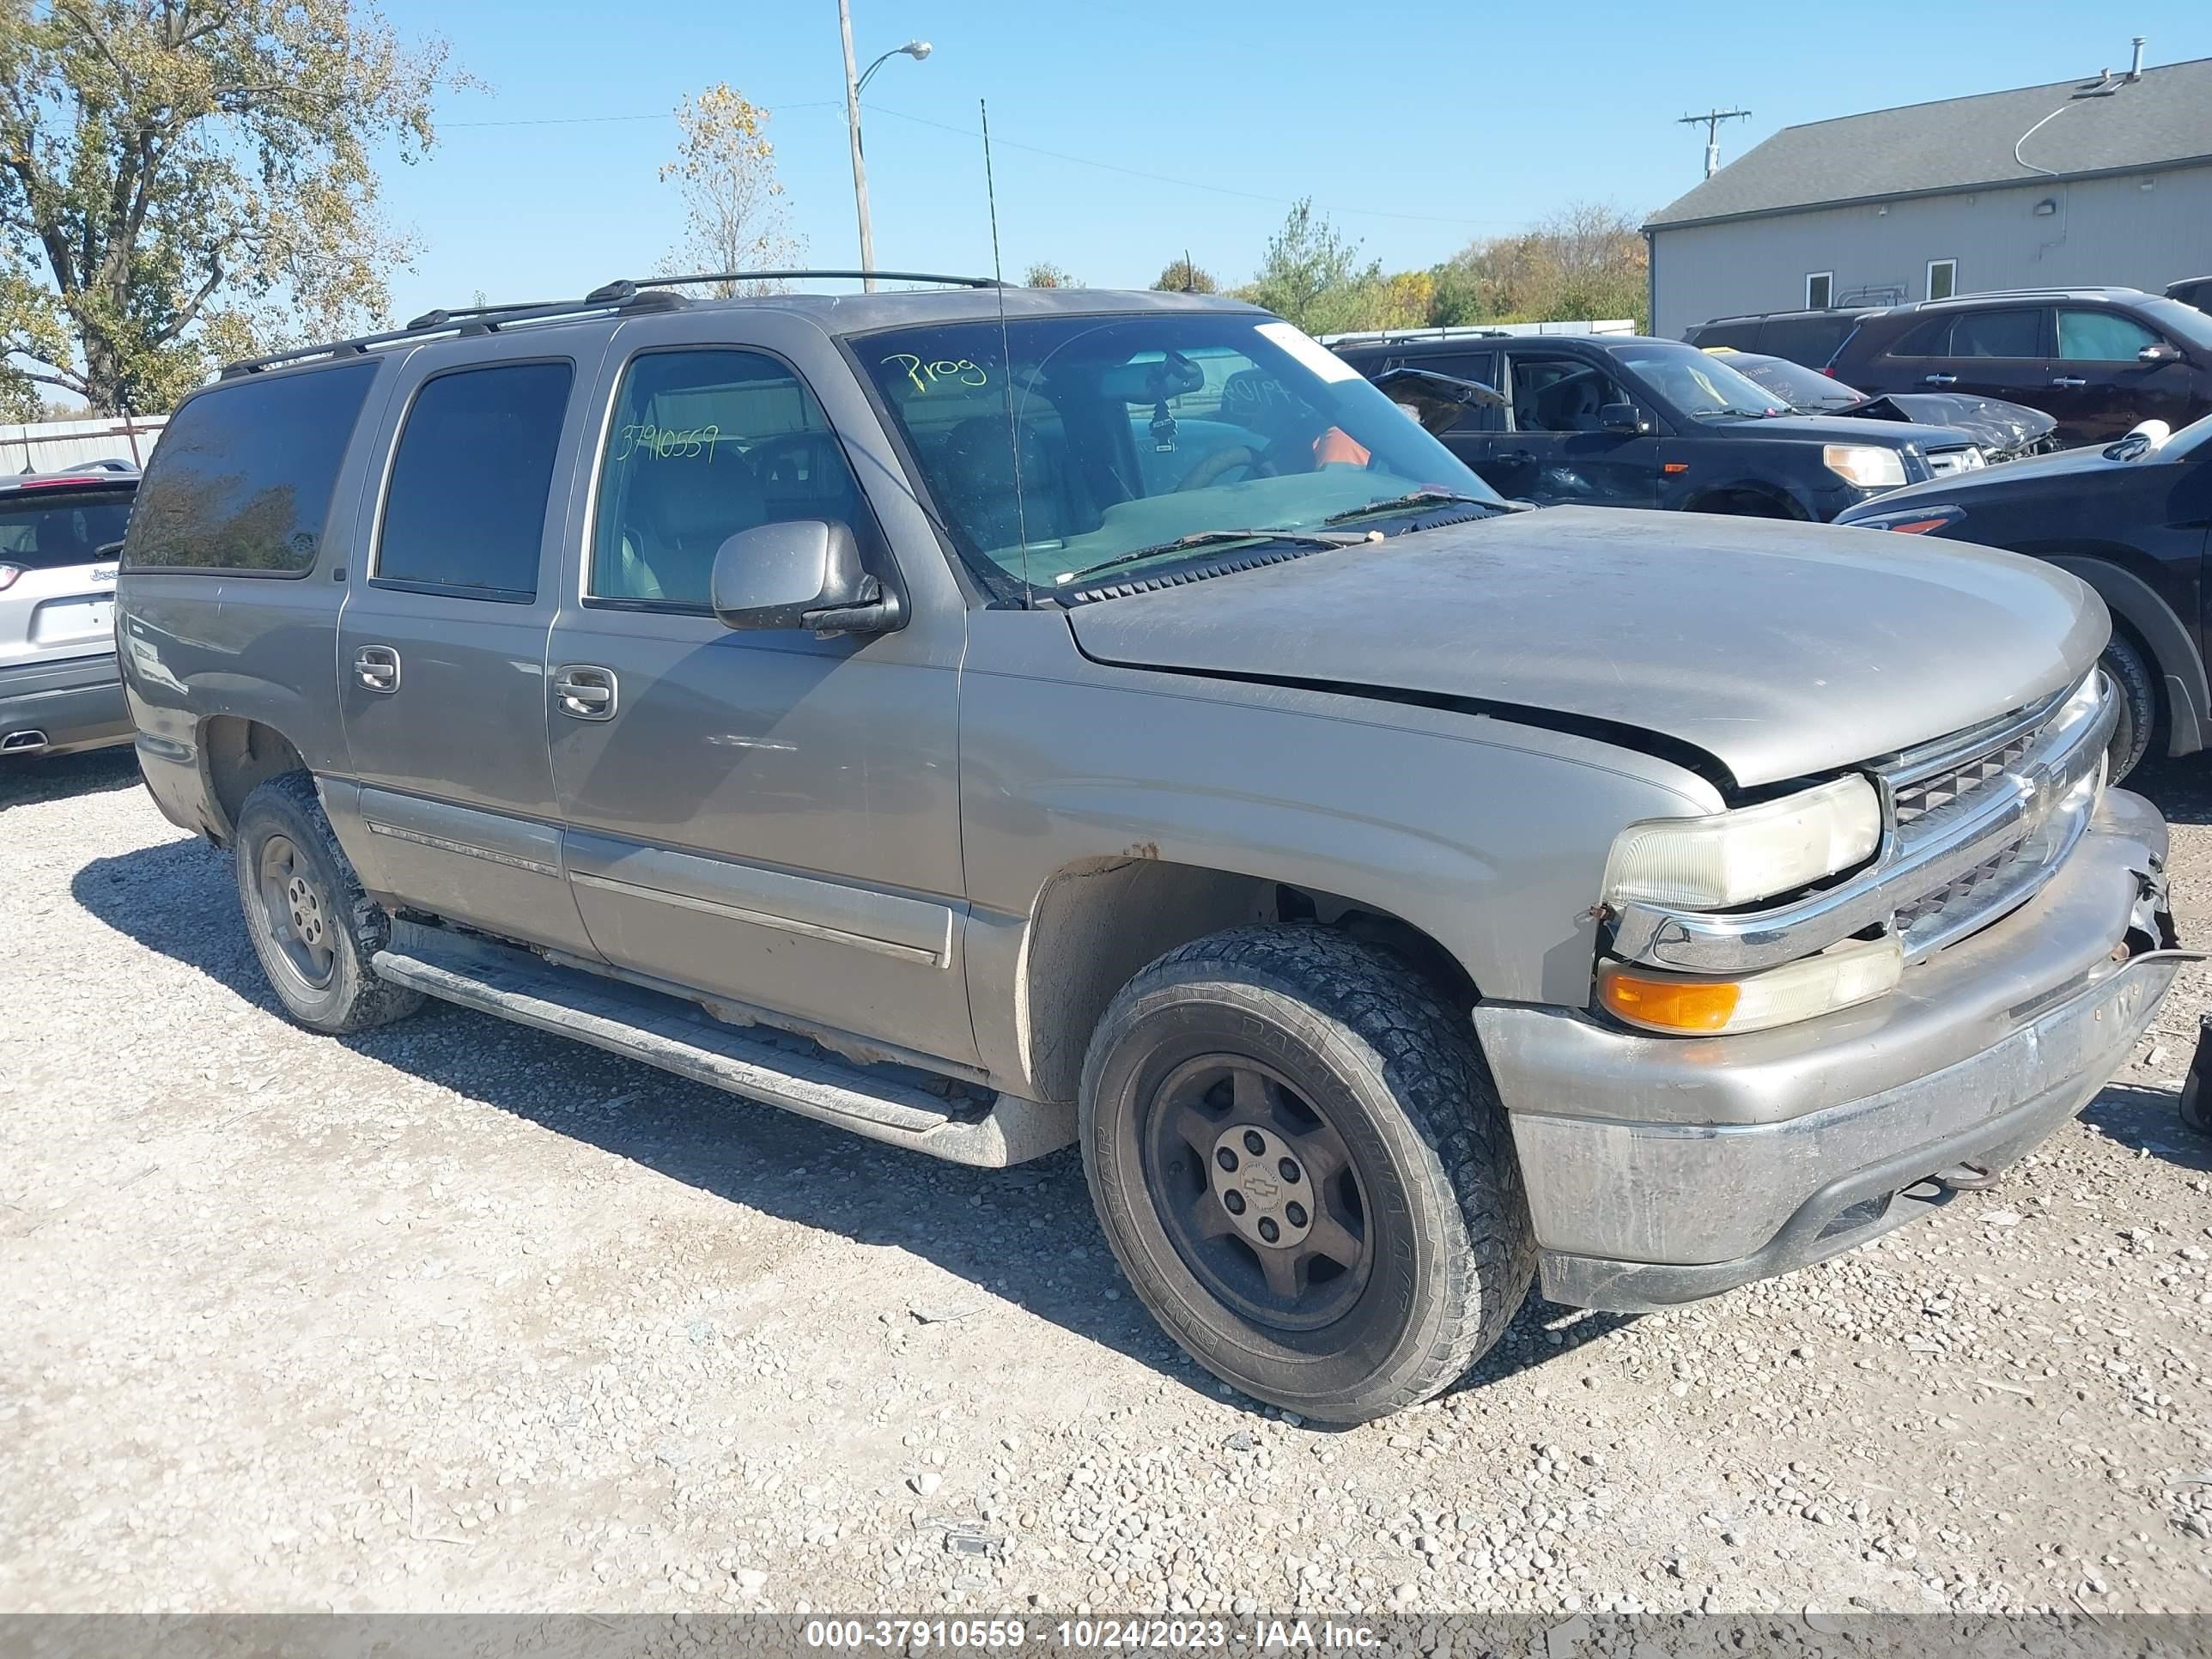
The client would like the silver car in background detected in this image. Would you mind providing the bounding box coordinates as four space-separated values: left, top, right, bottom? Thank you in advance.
0 462 137 759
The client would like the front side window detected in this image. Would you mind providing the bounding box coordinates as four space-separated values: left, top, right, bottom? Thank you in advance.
1943 308 2045 358
0 490 133 568
1510 356 1634 432
375 361 574 601
592 349 866 607
123 362 377 574
857 312 1500 597
2057 308 2161 362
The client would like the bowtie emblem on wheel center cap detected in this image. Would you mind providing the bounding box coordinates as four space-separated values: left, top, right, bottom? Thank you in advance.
1210 1122 1314 1249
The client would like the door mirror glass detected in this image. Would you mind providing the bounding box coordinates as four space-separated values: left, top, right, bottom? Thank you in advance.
1598 403 1644 434
2139 341 2181 364
710 519 896 635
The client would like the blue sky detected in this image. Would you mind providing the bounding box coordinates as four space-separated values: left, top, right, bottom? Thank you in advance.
371 1 2211 320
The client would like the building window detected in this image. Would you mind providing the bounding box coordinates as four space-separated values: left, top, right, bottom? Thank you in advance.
1806 272 1833 309
1928 259 1957 301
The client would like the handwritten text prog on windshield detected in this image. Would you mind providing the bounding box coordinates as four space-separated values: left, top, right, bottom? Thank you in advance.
884 354 989 395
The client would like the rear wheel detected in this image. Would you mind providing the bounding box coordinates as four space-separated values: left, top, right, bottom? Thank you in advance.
234 772 422 1035
1079 926 1534 1424
2099 631 2158 784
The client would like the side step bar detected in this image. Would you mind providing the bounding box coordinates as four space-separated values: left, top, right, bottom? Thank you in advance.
370 927 1073 1168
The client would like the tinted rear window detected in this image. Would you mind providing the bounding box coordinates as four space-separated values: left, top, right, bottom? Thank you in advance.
122 362 377 574
0 489 133 570
374 361 572 602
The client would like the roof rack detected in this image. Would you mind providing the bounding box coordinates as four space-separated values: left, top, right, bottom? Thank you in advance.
609 268 1006 295
220 268 1007 379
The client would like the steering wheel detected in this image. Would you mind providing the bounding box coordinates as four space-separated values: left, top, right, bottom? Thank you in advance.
1174 445 1278 491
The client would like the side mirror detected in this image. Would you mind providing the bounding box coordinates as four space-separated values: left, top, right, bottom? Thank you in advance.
94 540 126 561
2139 341 2181 365
1598 403 1646 434
710 520 902 636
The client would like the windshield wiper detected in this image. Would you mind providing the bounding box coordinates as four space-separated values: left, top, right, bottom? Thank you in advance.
1054 528 1370 589
1323 488 1496 525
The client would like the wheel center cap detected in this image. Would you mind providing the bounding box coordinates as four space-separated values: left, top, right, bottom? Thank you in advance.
1208 1123 1312 1249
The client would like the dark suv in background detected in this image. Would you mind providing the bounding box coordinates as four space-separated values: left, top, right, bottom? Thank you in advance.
1333 331 1984 520
1681 307 1881 368
1829 287 2212 446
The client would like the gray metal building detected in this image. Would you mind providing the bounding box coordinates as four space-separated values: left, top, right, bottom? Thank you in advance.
1644 55 2212 340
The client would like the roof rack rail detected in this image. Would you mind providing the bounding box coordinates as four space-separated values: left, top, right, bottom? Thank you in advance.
609 268 1006 293
220 287 691 379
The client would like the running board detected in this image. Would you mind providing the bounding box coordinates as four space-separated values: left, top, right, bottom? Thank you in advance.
370 927 1073 1167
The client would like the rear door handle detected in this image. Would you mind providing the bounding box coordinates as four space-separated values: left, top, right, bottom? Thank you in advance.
554 664 618 721
355 646 400 693
2051 376 2087 387
1923 374 1957 386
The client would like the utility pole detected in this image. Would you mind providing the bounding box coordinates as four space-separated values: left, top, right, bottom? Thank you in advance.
838 0 874 292
1678 107 1752 179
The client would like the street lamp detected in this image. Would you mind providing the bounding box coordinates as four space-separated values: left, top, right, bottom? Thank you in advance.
837 7 932 292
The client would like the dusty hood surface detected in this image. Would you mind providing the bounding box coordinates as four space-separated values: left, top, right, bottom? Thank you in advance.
1064 507 2105 789
1840 392 2058 456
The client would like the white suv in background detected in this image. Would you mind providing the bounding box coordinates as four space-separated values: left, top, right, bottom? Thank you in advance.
0 462 138 759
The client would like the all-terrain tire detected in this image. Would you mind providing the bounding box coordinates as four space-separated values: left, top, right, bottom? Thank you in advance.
1079 924 1535 1424
233 771 422 1035
2100 632 2158 785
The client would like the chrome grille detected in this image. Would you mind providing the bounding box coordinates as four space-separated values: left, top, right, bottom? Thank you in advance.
1891 734 2033 835
1924 446 1986 477
1893 841 2028 941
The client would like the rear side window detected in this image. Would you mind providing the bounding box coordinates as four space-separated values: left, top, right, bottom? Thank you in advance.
0 490 133 569
1941 308 2045 359
374 361 573 602
123 362 377 574
1759 314 1857 367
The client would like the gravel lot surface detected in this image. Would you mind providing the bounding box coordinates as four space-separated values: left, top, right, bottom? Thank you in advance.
3 750 2210 1620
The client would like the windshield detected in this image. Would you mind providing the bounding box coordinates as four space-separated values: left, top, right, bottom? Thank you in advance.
0 489 132 569
1614 343 1788 420
858 311 1503 596
1723 354 1861 410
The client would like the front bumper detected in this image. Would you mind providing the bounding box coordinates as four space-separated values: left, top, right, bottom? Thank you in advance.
1475 788 2181 1314
0 652 131 757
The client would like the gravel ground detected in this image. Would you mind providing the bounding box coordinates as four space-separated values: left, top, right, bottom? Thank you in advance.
3 750 2209 1620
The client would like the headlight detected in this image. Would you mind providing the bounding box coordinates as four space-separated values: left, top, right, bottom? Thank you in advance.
1599 937 1903 1036
1823 444 1909 489
1842 502 1966 535
1602 774 1881 910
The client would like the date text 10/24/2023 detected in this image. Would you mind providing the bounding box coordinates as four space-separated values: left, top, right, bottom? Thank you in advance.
802 1620 1382 1650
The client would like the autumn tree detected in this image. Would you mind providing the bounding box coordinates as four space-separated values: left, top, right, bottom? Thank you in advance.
0 1 458 416
1152 256 1215 294
1431 202 1649 329
1022 261 1080 289
659 84 799 296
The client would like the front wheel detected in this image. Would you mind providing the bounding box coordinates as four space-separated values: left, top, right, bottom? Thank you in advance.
1079 926 1534 1424
2099 632 2158 784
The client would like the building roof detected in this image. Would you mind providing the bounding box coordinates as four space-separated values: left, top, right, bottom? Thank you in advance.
1646 56 2212 230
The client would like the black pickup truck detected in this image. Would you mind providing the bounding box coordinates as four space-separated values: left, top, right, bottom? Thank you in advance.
1331 331 1988 520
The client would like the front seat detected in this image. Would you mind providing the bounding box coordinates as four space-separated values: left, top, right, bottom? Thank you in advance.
616 449 767 605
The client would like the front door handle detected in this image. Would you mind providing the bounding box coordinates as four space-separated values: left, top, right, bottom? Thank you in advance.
554 664 618 721
355 646 400 693
2051 376 2087 388
1498 449 1535 465
1923 374 1957 386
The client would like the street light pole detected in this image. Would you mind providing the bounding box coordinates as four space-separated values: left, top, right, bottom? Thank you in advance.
837 0 875 292
836 3 930 294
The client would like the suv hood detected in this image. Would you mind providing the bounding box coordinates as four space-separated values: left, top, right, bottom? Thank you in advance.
1720 411 1978 450
1064 507 2104 790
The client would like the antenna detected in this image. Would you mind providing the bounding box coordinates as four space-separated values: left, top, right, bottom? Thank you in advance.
981 98 1032 602
1678 107 1752 179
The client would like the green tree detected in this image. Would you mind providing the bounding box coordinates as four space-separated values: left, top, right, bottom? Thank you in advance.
1243 198 1380 334
1152 255 1215 294
1429 202 1649 330
0 1 459 414
1022 260 1080 289
659 83 800 296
